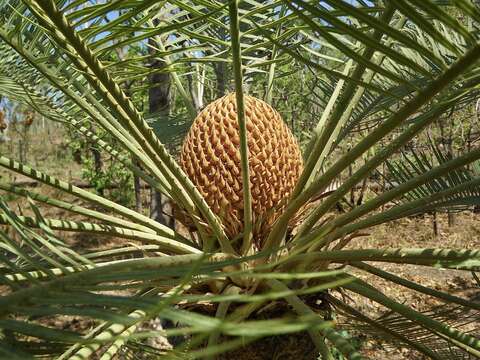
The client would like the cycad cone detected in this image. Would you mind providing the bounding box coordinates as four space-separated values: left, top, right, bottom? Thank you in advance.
180 93 303 242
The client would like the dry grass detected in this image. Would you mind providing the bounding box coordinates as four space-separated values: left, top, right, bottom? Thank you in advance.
1 122 83 182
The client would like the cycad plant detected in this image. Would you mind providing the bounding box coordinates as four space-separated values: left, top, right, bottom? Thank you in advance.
1 1 480 359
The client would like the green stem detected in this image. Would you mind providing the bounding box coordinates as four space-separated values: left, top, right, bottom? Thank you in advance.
0 183 154 234
305 59 354 185
344 279 480 357
0 156 176 239
206 285 241 360
0 29 171 195
147 21 197 120
267 279 345 360
288 41 480 242
289 2 396 199
327 296 442 360
0 214 200 254
327 177 480 247
229 0 253 255
28 0 233 253
265 5 287 104
265 4 397 248
0 253 231 317
352 262 480 311
278 248 480 271
297 150 480 251
307 15 408 188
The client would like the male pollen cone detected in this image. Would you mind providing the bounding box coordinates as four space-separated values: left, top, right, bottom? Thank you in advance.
180 93 303 241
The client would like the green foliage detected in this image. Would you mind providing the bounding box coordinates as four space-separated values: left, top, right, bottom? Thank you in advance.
327 330 365 360
0 1 480 359
81 153 133 206
65 124 134 206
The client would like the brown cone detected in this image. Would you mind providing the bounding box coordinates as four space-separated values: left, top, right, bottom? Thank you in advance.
180 93 303 240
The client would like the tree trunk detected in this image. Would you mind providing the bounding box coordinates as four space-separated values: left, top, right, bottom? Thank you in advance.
187 64 205 112
123 82 142 214
432 211 438 237
133 158 143 213
215 62 227 98
88 124 104 196
150 190 174 228
91 146 103 196
214 24 227 98
447 110 456 227
448 211 456 227
148 44 174 228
